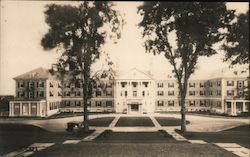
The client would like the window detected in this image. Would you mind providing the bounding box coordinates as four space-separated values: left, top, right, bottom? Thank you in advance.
217 90 221 96
75 82 81 88
29 92 34 98
76 91 81 96
106 83 112 88
217 81 221 87
189 101 195 106
168 91 174 96
200 100 206 106
217 101 221 108
125 91 127 97
168 83 174 88
106 101 112 107
157 100 164 106
96 91 102 97
64 91 70 97
65 83 70 88
18 82 25 88
120 92 122 97
189 91 195 96
49 91 54 97
96 101 102 107
121 82 127 88
133 91 137 97
106 91 112 96
65 101 70 107
189 83 195 88
18 92 24 98
132 82 138 88
142 91 145 97
49 82 54 88
75 101 81 107
227 81 234 86
200 83 205 87
157 91 164 96
168 101 174 106
157 83 164 88
142 82 148 87
210 91 213 96
227 90 234 96
209 82 213 87
29 82 34 89
200 91 205 96
237 81 243 88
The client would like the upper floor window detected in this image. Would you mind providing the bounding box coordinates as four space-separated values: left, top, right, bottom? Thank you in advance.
133 91 137 97
217 81 221 87
157 100 164 106
142 82 148 87
75 91 81 96
227 81 234 86
49 91 54 97
106 101 112 107
18 91 24 98
200 91 205 96
189 91 195 96
200 100 206 106
96 101 102 107
106 91 112 96
217 90 221 96
168 100 174 106
168 83 174 88
121 82 127 88
189 100 195 106
237 81 243 88
49 82 54 88
189 82 195 88
75 101 81 107
200 83 205 88
157 83 164 88
29 82 34 89
132 82 138 88
168 91 174 96
106 83 112 88
96 91 102 97
227 90 234 96
39 91 44 97
125 91 128 97
39 81 44 88
18 81 25 88
29 92 34 98
157 91 164 96
142 91 145 97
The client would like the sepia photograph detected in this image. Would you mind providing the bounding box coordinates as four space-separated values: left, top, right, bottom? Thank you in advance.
0 1 249 157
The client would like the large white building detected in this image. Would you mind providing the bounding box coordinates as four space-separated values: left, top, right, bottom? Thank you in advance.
9 67 250 117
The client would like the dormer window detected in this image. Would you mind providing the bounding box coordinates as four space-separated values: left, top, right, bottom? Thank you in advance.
132 82 138 88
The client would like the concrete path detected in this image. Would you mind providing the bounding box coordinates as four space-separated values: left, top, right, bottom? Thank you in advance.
215 143 250 157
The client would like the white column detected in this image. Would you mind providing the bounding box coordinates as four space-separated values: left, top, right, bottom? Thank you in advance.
243 102 246 112
20 102 23 116
28 103 31 116
232 102 236 116
9 102 12 116
37 102 39 116
40 102 43 116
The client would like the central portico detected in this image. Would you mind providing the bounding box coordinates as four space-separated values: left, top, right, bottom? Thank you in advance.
114 68 156 114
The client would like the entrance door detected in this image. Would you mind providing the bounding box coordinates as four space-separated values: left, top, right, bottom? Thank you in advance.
130 104 139 113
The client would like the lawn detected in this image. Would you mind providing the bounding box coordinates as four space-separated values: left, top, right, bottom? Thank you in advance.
29 143 237 157
88 117 115 126
115 117 154 127
155 117 190 126
95 130 177 143
0 124 91 155
180 125 250 148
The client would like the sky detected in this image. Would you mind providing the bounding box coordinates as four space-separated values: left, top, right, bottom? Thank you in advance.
0 1 249 95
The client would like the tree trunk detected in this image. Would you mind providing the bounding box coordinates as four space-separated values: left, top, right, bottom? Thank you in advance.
179 81 188 133
82 78 89 132
180 95 186 132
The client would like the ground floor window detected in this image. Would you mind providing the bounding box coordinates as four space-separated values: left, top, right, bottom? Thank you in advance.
14 103 20 115
106 101 113 107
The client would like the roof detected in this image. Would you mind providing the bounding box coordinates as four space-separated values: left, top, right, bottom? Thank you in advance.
116 68 154 80
13 67 53 80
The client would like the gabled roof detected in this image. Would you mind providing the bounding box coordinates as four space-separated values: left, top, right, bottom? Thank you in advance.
14 67 52 80
116 68 154 80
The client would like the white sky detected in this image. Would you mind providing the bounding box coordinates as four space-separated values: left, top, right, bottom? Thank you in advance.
0 1 249 95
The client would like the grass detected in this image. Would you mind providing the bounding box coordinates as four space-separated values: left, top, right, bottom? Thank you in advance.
95 130 177 143
115 117 154 127
179 125 250 148
88 117 115 126
155 117 190 126
29 143 237 157
0 124 92 155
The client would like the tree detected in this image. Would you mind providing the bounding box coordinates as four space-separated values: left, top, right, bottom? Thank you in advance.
138 2 235 132
222 10 249 65
41 1 123 132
